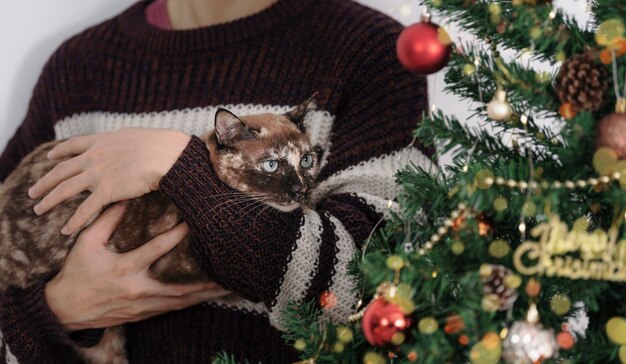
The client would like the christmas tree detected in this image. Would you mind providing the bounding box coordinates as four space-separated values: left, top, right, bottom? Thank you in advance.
280 1 626 363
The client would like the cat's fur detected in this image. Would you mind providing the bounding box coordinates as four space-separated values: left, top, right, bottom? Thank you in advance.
0 95 320 363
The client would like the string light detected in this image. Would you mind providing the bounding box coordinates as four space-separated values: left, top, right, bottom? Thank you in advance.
520 114 528 125
519 222 527 233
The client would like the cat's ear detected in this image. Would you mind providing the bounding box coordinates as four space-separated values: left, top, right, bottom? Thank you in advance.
284 92 319 132
214 108 255 147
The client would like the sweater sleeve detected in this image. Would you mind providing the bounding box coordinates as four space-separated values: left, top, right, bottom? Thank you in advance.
0 42 105 363
0 282 103 364
158 23 433 329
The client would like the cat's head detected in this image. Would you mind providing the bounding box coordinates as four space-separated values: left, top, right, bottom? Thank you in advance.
206 94 322 212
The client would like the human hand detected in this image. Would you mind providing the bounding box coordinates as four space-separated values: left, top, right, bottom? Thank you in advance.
44 203 229 331
28 128 191 235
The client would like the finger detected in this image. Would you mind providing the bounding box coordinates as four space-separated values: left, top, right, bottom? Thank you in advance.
79 202 128 245
47 135 97 160
126 223 189 269
33 174 90 216
29 157 84 199
61 193 107 235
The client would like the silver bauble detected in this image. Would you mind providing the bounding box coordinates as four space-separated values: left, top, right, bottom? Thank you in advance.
502 321 558 364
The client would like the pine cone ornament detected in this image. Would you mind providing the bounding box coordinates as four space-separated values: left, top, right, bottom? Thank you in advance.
481 264 519 311
555 52 608 112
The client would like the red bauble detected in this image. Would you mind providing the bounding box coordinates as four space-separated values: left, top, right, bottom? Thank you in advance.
362 298 411 346
396 20 452 75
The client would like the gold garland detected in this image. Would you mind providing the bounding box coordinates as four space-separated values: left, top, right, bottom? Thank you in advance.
481 172 620 192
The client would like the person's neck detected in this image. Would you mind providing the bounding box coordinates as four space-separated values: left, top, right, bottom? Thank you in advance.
167 0 279 30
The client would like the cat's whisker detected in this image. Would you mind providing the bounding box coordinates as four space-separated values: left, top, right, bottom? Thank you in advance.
234 199 271 221
208 191 253 199
252 204 272 229
212 197 258 211
223 196 269 213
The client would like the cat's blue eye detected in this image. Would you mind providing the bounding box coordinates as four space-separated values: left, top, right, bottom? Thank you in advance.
300 154 314 169
262 160 279 172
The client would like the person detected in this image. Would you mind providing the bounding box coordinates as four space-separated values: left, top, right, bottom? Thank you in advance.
0 0 431 362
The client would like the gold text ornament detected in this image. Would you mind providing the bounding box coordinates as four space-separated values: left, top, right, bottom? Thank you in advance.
513 215 626 282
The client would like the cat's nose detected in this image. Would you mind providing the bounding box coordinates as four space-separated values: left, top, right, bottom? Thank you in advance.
291 184 306 198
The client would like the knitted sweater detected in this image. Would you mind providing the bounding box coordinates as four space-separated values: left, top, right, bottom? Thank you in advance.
0 0 432 362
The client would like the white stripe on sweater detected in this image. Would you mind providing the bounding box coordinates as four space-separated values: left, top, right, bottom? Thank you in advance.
204 294 267 315
53 105 334 169
5 346 19 364
0 329 20 364
269 209 323 330
319 216 358 324
311 146 435 216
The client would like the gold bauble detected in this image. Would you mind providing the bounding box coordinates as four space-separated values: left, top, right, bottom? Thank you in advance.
606 317 626 345
363 352 386 364
481 294 500 312
550 294 572 316
489 239 511 258
475 169 495 189
480 264 493 276
596 19 625 46
530 26 542 39
470 341 502 364
451 240 465 255
294 339 307 351
504 274 522 289
593 147 619 175
391 331 406 345
522 201 537 216
493 197 508 212
464 63 477 76
333 342 345 353
337 326 354 343
487 90 513 121
482 332 502 350
386 255 404 270
418 317 439 334
620 345 626 364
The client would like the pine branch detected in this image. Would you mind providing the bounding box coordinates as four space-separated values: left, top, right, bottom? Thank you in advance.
446 46 560 117
590 0 626 27
416 110 518 160
424 0 593 61
212 353 247 364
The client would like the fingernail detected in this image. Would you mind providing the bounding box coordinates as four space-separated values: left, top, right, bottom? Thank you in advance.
33 204 42 215
61 224 71 235
28 187 36 199
46 150 54 159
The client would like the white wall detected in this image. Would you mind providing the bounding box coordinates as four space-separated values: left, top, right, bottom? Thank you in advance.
0 0 134 152
0 0 590 155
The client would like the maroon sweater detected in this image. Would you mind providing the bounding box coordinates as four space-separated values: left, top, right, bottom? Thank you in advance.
0 0 430 362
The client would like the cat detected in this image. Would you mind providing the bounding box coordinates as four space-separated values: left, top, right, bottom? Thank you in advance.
0 94 321 364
